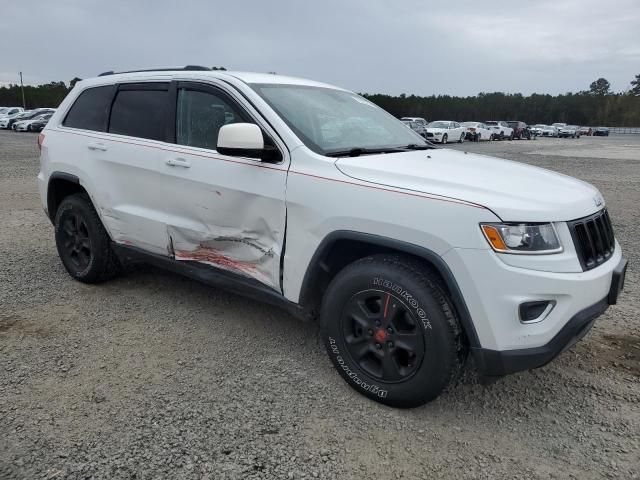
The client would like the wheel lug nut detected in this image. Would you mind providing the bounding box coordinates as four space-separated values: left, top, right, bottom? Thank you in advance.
387 342 394 348
375 343 381 349
367 329 373 336
387 327 393 334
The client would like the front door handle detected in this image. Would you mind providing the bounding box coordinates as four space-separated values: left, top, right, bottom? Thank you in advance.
166 158 191 168
87 142 107 152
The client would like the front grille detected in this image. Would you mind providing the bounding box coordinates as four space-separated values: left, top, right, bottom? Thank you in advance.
426 132 434 138
568 209 615 271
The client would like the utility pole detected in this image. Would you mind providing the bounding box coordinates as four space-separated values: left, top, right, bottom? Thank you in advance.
19 72 26 109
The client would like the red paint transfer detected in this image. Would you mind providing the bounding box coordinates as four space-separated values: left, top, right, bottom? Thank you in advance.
174 244 259 276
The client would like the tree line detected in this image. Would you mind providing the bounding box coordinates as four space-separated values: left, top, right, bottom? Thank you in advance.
2 74 639 126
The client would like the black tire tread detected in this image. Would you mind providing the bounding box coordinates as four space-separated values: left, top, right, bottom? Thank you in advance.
55 193 121 283
321 254 465 407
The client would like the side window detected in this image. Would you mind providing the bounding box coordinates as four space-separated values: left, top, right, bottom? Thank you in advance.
63 86 113 131
109 85 168 141
176 88 248 150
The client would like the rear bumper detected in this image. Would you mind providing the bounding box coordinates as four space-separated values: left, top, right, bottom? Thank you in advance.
472 257 627 376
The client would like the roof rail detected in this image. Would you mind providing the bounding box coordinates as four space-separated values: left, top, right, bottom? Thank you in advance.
98 65 212 77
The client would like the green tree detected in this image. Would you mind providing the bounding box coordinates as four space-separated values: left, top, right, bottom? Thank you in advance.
630 74 640 96
589 77 611 96
69 77 82 89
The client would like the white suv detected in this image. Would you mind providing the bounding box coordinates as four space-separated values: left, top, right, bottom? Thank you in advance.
37 67 627 407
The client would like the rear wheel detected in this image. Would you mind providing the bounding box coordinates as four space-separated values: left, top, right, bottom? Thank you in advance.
459 133 464 143
476 133 481 142
55 193 121 283
320 255 464 408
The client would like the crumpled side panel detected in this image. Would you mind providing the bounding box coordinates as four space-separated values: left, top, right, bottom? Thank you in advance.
168 224 280 289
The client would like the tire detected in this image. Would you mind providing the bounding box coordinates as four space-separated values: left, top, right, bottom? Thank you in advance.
499 132 504 141
458 133 464 143
508 132 514 140
54 193 121 283
320 255 464 408
476 133 481 142
442 134 448 144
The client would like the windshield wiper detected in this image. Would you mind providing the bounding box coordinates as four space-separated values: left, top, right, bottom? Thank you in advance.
404 143 437 150
325 147 409 157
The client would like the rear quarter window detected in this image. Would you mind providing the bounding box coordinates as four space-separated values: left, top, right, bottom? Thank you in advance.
63 86 114 131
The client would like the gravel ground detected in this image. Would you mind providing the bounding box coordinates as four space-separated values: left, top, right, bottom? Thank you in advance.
1 130 638 480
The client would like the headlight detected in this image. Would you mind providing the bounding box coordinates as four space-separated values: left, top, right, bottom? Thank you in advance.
480 223 562 254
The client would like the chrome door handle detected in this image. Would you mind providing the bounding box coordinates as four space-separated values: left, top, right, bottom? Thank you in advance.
166 158 191 168
87 142 107 151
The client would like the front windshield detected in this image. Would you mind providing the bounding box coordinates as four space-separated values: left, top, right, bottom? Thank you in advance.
427 121 450 128
485 121 498 126
250 84 426 155
461 122 478 127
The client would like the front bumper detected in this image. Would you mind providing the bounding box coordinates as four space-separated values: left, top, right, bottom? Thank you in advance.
465 256 627 377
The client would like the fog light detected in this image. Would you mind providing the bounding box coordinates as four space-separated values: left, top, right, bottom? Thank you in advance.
519 300 555 323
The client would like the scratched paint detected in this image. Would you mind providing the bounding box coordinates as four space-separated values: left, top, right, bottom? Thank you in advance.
168 225 280 288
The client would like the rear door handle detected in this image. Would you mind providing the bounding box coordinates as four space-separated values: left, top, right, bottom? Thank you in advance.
87 142 107 152
166 158 191 168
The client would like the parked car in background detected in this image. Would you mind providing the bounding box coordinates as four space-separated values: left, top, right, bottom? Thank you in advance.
579 126 592 136
529 124 545 136
551 123 567 129
401 117 428 128
558 125 581 138
0 110 31 129
593 127 610 136
424 120 466 143
15 112 55 132
29 114 53 133
401 119 427 138
506 121 531 140
542 125 560 137
485 121 514 140
0 107 24 119
460 122 493 141
9 108 56 130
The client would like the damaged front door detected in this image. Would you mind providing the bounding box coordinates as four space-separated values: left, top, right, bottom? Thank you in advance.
159 81 288 291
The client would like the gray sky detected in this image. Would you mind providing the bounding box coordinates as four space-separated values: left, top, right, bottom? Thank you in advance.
1 0 639 96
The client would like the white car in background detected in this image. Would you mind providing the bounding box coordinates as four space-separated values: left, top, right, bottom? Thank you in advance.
0 107 24 119
461 122 493 141
484 121 514 140
530 124 546 136
0 110 30 129
540 125 559 137
15 112 55 132
424 120 466 144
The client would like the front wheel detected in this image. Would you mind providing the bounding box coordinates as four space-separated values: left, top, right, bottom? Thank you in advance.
458 133 464 143
320 255 464 408
476 133 481 142
442 134 448 144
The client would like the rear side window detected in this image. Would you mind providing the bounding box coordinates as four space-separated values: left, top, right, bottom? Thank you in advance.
109 85 168 141
63 86 113 131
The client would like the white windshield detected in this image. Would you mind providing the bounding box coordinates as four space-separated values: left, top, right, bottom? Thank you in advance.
250 84 426 155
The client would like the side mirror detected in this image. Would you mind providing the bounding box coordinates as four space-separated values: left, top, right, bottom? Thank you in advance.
217 123 264 159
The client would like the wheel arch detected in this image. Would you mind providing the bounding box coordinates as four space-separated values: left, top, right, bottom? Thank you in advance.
46 172 87 223
298 231 481 348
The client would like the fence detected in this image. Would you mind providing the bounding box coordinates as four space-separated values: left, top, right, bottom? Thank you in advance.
609 127 640 134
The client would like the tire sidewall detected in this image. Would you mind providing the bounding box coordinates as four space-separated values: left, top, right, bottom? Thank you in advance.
321 261 455 407
54 196 108 281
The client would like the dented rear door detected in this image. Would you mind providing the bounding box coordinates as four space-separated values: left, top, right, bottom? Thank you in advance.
157 80 288 292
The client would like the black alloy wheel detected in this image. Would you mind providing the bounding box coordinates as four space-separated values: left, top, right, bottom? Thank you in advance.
59 211 93 272
340 290 425 383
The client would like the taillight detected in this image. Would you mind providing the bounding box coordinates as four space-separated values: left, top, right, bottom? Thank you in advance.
37 133 45 151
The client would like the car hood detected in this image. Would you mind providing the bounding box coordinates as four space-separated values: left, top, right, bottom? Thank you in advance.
335 149 602 222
